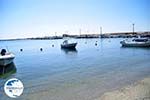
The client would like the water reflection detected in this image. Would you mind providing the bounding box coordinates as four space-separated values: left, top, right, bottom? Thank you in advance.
120 46 150 51
61 48 78 54
0 62 16 78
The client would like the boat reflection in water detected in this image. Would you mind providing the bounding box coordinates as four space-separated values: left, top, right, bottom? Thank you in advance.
0 62 16 78
61 48 78 54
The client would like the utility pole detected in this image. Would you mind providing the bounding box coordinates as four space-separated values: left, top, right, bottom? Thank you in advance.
132 23 135 34
100 27 102 34
100 27 102 38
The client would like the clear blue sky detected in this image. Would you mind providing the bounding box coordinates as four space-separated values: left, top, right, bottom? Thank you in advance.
0 0 150 39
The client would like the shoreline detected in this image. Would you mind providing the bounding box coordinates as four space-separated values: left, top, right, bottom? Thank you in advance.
0 31 150 41
96 76 150 100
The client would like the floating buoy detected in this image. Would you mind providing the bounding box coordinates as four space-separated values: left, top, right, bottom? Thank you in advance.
95 43 97 46
40 48 43 51
20 49 23 52
52 45 54 47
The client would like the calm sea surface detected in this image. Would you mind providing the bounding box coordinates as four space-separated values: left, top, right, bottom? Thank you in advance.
0 38 150 100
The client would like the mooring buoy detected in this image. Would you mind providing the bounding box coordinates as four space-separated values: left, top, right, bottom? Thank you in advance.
95 43 97 46
40 48 43 51
20 49 23 52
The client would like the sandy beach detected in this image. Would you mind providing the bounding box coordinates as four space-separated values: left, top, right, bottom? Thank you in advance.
96 77 150 100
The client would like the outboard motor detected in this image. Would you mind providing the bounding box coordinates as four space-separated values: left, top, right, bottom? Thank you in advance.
1 49 6 56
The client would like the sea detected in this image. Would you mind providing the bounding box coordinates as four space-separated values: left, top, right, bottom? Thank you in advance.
0 38 150 100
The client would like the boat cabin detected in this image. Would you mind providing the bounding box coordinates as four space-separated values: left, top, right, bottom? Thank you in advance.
63 40 68 44
0 49 6 56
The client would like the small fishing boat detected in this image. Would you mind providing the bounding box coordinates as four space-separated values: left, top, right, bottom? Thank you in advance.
0 49 15 66
61 40 77 49
120 38 150 47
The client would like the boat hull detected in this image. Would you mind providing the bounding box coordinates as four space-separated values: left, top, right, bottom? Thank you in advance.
0 57 14 66
61 43 77 49
120 41 150 47
0 53 15 66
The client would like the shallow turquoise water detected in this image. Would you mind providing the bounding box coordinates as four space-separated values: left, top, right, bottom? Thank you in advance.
0 38 150 100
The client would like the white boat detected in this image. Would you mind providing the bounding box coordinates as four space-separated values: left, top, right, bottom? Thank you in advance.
0 49 15 66
61 40 77 49
120 38 150 47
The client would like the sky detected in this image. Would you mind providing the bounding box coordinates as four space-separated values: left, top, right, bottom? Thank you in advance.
0 0 150 39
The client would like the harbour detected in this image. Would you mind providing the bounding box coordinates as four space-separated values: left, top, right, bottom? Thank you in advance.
1 0 150 99
0 38 150 100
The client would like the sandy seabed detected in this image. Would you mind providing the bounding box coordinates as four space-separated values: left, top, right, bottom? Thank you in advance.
96 77 150 100
22 77 150 100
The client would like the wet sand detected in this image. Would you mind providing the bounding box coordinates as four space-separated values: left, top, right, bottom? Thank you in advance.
96 77 150 100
